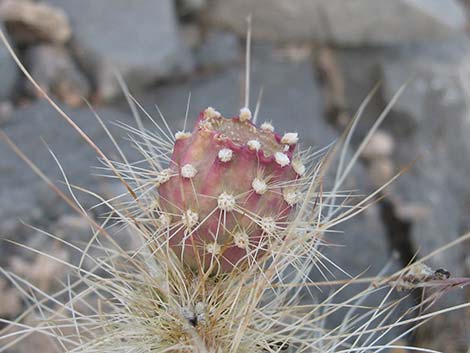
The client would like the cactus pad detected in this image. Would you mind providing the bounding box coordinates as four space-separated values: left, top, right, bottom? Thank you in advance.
157 107 304 272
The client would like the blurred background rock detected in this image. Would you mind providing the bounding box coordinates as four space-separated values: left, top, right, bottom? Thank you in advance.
0 0 469 352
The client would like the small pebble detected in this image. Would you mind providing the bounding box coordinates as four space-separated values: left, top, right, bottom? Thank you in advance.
0 0 72 44
362 130 395 160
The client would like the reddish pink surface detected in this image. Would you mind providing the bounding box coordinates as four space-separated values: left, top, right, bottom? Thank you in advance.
158 111 299 272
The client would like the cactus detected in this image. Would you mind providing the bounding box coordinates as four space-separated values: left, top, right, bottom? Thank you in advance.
157 106 303 272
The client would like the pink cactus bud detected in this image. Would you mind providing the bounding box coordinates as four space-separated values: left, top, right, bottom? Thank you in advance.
157 108 301 272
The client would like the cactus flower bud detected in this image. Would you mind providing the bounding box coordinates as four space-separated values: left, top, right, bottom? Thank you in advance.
157 108 301 271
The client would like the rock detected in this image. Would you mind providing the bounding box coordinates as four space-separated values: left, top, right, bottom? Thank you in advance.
382 42 470 349
22 44 91 107
0 27 17 100
0 100 138 245
318 46 388 141
327 38 470 274
380 39 470 273
207 0 466 45
382 39 470 129
0 0 71 45
47 0 194 101
195 30 240 70
323 39 470 351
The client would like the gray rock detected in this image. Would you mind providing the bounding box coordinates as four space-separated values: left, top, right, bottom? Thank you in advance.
380 39 470 273
0 100 138 250
0 0 71 45
324 39 470 351
327 39 470 273
195 30 240 70
382 40 470 248
382 39 470 127
22 44 91 107
0 28 16 99
207 0 466 45
47 0 194 101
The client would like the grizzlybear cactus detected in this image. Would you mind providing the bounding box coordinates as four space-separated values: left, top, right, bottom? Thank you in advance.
156 106 305 272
